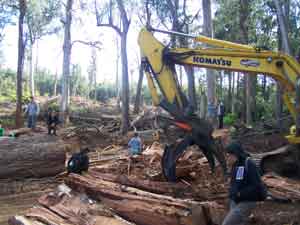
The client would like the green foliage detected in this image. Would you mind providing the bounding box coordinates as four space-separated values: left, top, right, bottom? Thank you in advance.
141 85 152 105
26 0 61 43
0 1 16 42
93 83 117 102
0 117 14 127
224 113 238 126
35 68 56 96
71 64 88 97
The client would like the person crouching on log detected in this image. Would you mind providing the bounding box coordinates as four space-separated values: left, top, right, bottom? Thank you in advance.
222 142 267 225
47 109 59 135
67 148 90 175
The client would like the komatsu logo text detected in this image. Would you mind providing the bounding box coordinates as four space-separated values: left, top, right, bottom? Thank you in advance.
193 56 232 66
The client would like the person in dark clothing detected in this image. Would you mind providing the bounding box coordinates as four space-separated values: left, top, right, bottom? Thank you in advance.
47 110 59 135
217 101 225 129
222 142 267 225
67 148 90 174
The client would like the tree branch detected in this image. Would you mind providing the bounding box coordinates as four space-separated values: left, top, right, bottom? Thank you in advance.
71 40 102 50
116 0 130 31
94 0 122 35
96 23 122 35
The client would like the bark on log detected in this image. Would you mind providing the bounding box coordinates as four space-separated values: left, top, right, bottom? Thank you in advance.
65 174 226 225
0 136 66 179
263 173 300 201
252 145 300 177
8 186 131 225
8 128 32 137
89 170 194 198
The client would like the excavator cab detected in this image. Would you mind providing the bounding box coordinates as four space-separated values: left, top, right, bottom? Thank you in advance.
138 27 300 182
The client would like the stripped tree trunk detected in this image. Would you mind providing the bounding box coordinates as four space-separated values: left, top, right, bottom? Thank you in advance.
134 64 144 114
16 0 26 128
231 72 235 114
28 43 34 96
120 31 130 133
60 0 73 124
202 0 216 120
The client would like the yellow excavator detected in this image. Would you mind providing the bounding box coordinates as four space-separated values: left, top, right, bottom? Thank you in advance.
138 27 300 182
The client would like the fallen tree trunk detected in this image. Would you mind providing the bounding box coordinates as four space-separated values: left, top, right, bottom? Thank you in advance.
65 174 226 225
252 145 300 177
263 173 300 201
89 170 194 198
9 185 130 225
0 136 66 179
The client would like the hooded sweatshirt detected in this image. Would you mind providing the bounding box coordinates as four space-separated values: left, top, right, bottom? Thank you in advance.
227 143 267 202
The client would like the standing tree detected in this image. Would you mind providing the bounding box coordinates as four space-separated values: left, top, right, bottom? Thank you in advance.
87 47 97 100
25 0 60 96
133 63 144 114
60 0 73 124
95 0 131 133
15 0 26 128
239 0 256 125
202 0 216 121
143 0 199 111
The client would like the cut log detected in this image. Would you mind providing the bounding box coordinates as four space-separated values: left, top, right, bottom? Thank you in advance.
8 128 32 137
65 174 226 225
88 170 194 198
252 145 300 177
263 173 300 201
8 185 131 225
0 135 66 179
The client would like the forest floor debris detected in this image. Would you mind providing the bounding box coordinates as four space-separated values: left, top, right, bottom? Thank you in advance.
1 103 300 224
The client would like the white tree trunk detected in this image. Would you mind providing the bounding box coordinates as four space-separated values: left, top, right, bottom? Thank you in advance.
231 72 236 114
120 33 130 133
274 0 291 55
60 0 73 124
16 0 26 128
29 43 34 96
274 0 292 131
202 0 216 120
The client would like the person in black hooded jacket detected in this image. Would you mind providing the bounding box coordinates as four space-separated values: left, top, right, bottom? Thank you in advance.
222 142 267 225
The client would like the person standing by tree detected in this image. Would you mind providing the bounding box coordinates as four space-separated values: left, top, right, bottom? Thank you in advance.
217 101 225 129
24 96 40 130
222 142 267 225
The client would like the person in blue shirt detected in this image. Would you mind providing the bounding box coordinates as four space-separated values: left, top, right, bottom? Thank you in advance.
222 142 267 225
128 132 142 155
24 96 40 130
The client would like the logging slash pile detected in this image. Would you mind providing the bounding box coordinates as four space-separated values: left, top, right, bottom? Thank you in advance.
1 103 300 225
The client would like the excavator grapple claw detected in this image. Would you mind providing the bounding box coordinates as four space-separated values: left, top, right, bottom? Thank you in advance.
161 133 227 182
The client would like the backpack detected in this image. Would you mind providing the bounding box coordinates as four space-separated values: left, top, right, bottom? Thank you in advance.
245 157 268 201
67 151 90 174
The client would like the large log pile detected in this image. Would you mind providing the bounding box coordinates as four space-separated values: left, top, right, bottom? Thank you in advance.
0 135 66 179
9 184 131 225
65 172 226 225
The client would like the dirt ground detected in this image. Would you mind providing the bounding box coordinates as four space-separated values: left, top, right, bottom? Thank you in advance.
1 99 300 225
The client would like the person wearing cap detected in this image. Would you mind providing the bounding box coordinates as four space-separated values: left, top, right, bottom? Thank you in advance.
222 142 267 225
67 148 90 174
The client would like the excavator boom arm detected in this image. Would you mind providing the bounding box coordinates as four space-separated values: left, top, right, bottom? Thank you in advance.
138 28 300 136
138 27 300 181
